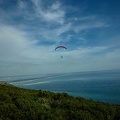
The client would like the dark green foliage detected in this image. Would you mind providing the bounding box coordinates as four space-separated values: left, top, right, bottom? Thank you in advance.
0 83 120 120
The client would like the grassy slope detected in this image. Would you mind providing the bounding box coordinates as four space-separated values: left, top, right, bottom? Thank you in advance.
0 82 120 120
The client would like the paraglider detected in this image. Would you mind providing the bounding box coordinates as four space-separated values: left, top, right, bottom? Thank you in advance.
55 46 67 58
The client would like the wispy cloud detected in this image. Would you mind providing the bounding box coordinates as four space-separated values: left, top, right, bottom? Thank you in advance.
0 25 32 60
0 25 57 62
72 21 109 33
36 22 72 43
78 46 108 54
31 0 65 24
18 0 27 10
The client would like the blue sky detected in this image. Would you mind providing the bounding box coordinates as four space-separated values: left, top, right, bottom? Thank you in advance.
0 0 120 76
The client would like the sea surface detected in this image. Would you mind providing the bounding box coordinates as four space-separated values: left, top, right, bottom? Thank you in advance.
0 69 120 104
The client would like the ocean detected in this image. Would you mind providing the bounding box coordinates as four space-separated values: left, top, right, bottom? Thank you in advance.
0 69 120 104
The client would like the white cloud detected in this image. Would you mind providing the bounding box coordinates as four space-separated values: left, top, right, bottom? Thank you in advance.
51 1 61 10
31 0 65 24
0 25 50 61
37 22 72 43
18 0 27 10
40 9 65 24
0 25 28 57
78 46 108 54
77 16 96 21
73 21 108 33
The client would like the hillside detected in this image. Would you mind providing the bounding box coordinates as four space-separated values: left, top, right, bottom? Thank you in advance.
0 82 120 120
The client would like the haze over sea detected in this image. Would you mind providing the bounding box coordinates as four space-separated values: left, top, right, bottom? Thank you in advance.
0 69 120 104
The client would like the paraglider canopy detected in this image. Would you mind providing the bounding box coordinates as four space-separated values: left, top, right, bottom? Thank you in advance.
55 46 67 50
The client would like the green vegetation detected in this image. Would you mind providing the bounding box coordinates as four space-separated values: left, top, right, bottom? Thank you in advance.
0 82 120 120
